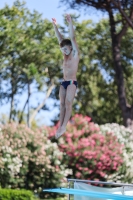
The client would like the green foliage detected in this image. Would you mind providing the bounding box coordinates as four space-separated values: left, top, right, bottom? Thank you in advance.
71 18 123 124
0 124 71 198
0 0 62 123
0 188 35 200
121 28 133 106
1 1 133 126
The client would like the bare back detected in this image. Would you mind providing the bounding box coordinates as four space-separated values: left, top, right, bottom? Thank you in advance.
63 51 79 81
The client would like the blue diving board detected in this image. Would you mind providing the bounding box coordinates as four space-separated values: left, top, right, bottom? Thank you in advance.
43 188 133 200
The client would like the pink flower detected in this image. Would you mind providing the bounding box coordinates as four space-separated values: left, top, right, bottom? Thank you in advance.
45 114 124 181
76 172 82 178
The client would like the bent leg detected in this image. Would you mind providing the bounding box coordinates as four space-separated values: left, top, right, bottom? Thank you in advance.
57 84 76 138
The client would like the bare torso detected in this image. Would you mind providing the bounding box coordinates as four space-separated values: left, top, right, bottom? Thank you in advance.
62 51 79 81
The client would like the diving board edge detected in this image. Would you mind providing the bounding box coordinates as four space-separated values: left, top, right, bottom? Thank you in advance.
43 188 133 200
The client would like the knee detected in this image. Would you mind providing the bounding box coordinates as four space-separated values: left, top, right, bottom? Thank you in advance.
60 101 65 108
65 99 72 108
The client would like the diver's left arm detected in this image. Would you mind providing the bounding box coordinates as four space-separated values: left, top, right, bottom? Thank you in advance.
66 14 79 56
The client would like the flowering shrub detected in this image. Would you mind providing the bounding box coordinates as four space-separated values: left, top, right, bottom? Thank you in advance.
47 114 123 181
0 124 71 196
100 123 133 183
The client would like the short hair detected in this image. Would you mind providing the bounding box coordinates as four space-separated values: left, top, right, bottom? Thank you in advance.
60 39 72 47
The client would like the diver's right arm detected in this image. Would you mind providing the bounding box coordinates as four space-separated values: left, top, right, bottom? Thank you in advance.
52 18 63 44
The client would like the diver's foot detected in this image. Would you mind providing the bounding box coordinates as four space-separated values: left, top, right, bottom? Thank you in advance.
56 126 66 139
55 127 61 139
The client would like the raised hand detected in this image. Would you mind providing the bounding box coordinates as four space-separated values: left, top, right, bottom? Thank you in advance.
65 14 72 23
52 18 63 43
52 18 57 25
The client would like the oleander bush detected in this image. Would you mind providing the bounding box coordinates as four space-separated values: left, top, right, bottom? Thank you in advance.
100 123 133 183
0 123 71 198
47 114 124 181
1 115 132 200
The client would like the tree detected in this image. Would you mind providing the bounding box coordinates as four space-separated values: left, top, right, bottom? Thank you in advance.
1 1 133 126
0 1 62 126
71 18 122 124
60 0 133 128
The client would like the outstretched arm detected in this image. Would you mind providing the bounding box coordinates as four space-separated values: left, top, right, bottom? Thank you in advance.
52 18 63 44
65 14 79 56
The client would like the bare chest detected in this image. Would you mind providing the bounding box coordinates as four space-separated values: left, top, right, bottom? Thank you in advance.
63 58 72 67
63 57 78 69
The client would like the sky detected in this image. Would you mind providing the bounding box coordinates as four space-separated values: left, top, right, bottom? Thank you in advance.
0 0 108 126
0 0 107 24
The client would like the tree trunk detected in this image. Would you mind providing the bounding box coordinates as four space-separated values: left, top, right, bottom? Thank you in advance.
29 83 55 127
27 81 31 127
9 61 15 123
9 93 14 123
108 9 133 128
19 97 28 124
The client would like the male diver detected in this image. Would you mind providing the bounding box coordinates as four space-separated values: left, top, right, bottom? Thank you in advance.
52 14 79 139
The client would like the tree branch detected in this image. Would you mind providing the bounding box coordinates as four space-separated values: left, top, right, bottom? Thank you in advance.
117 21 129 42
60 0 109 10
19 98 28 123
111 0 133 28
29 82 55 125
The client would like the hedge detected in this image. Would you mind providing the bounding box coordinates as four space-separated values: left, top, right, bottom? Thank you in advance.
0 189 35 200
